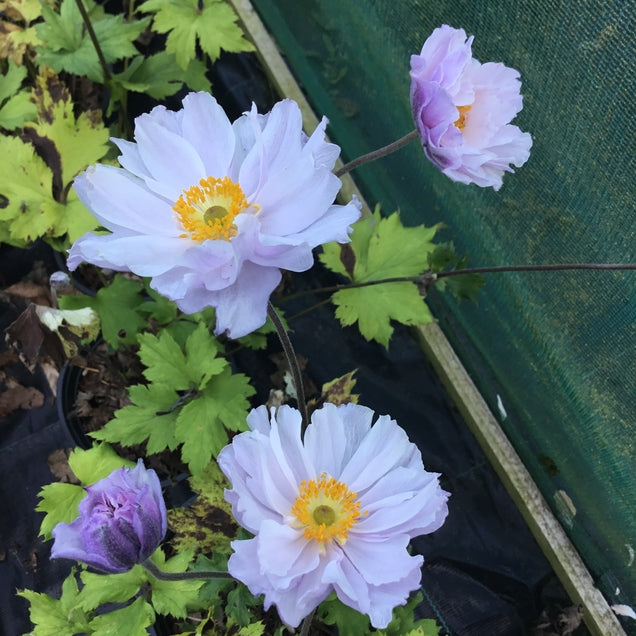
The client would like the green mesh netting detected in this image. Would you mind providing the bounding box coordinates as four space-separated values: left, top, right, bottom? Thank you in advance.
252 0 636 623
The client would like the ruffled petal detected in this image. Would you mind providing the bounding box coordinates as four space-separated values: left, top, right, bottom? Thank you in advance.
67 233 192 277
180 92 236 177
73 165 177 236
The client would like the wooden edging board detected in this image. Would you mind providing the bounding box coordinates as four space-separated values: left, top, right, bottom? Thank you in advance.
227 1 627 634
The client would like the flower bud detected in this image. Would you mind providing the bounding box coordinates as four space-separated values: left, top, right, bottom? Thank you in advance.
51 459 167 573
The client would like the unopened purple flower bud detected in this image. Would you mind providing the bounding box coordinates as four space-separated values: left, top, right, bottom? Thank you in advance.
51 460 167 573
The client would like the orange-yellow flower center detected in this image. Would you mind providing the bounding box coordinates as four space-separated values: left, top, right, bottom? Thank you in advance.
290 474 365 545
173 176 252 242
454 104 472 131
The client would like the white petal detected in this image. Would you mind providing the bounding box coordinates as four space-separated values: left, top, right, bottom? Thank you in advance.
73 165 177 236
257 519 319 580
181 92 236 177
67 234 190 277
133 111 206 199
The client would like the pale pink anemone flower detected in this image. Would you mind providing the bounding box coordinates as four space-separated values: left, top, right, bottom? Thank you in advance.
410 25 532 190
217 402 450 628
68 93 360 338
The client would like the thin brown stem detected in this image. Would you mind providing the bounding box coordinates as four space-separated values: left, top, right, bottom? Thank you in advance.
435 263 636 277
279 263 636 303
74 0 111 82
335 129 420 177
299 608 316 636
267 301 308 426
142 559 233 581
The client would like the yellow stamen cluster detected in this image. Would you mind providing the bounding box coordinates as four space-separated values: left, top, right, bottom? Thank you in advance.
454 104 472 131
290 474 365 545
173 176 251 242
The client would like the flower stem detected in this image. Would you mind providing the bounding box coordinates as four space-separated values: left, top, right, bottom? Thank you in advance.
335 129 420 177
267 301 308 426
74 0 111 82
142 559 233 581
435 263 636 277
279 263 636 302
299 609 316 636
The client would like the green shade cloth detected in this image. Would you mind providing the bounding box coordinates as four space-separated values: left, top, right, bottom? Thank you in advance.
253 0 635 626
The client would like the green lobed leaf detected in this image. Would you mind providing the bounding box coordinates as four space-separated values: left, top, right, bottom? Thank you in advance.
331 282 433 348
28 66 109 189
68 443 135 485
36 482 85 539
138 322 226 390
315 593 371 636
89 596 155 636
111 52 211 99
226 584 261 628
0 134 58 247
0 60 37 128
18 570 92 635
138 0 254 70
147 549 204 617
78 566 148 612
377 592 440 635
36 0 151 82
91 383 181 454
321 211 439 346
175 367 254 475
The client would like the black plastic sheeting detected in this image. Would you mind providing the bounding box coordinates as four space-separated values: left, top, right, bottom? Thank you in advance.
0 54 583 636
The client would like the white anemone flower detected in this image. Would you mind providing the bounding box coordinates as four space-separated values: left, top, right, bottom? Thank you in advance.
217 402 450 628
68 93 361 338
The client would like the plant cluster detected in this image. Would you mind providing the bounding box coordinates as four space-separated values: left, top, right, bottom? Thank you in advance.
2 7 632 636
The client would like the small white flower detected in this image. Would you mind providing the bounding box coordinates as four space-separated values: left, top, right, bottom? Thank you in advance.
68 93 360 338
218 402 450 628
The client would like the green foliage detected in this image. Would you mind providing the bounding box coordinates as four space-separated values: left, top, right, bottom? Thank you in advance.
169 461 238 555
90 596 156 635
146 549 204 617
377 592 440 636
18 570 92 636
316 591 440 636
59 275 148 348
428 242 485 302
138 0 254 70
0 60 36 128
0 0 44 64
36 482 86 540
93 321 255 475
0 66 107 247
320 211 439 347
315 593 371 636
35 0 150 82
111 52 211 100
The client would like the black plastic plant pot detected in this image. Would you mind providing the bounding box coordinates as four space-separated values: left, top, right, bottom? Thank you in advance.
56 360 93 449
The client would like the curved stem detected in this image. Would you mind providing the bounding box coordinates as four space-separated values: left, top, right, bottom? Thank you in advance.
435 263 636 277
74 0 111 82
142 559 233 581
335 129 420 177
267 301 308 426
299 608 316 636
279 263 636 303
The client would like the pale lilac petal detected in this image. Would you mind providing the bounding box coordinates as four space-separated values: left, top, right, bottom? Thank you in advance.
68 233 192 277
341 534 416 585
73 166 177 236
132 112 206 198
257 519 320 580
410 25 531 188
209 261 282 338
339 415 414 491
181 92 236 177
